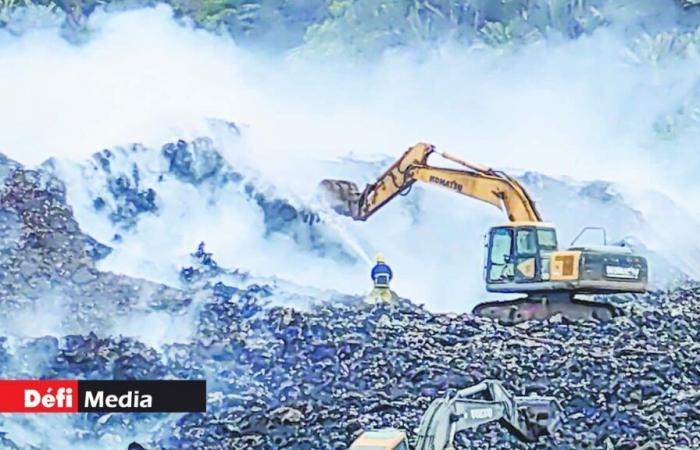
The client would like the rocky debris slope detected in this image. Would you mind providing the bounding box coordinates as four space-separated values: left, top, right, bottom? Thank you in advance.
1 279 699 449
0 154 193 333
43 134 358 264
147 286 700 450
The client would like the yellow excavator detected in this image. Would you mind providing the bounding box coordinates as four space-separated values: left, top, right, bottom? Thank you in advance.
319 143 648 323
349 379 561 450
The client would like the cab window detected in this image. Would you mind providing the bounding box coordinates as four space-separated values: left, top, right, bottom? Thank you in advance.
536 228 557 251
490 228 513 264
395 442 409 450
516 229 537 256
488 228 513 281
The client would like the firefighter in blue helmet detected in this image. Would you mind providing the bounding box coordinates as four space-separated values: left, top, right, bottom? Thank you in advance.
368 253 396 303
371 253 393 287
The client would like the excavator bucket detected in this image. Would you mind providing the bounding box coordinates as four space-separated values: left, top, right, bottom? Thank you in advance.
318 179 363 219
510 396 562 442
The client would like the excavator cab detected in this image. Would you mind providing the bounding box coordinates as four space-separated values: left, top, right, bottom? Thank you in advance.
484 222 647 296
478 221 648 323
485 223 558 286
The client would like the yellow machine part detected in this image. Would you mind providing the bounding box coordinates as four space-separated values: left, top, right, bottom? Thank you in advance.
344 143 542 222
549 251 581 281
349 430 407 450
410 165 540 222
512 251 581 281
516 257 536 278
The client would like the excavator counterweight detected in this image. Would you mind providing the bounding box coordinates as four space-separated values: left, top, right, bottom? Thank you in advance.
319 143 648 324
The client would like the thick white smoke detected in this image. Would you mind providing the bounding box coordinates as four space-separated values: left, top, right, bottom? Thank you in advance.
1 5 700 313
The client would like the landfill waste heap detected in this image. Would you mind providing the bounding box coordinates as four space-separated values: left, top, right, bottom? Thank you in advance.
0 150 699 450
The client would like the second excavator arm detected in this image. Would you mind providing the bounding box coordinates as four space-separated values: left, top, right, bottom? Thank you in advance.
414 380 561 450
319 143 542 223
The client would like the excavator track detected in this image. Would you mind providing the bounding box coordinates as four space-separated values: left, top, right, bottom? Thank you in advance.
472 293 618 325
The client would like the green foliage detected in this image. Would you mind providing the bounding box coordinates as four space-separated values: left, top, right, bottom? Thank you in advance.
624 28 700 65
164 0 326 49
2 0 700 61
299 0 412 58
297 0 612 58
1 0 62 12
0 0 32 11
0 0 63 31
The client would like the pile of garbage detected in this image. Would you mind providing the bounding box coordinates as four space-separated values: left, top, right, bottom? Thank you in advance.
153 285 699 450
4 283 692 450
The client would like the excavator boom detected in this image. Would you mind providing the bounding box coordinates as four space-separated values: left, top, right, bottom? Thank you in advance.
414 380 560 449
320 143 541 222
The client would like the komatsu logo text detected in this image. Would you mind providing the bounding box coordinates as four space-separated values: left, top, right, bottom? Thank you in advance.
605 266 640 279
429 176 463 192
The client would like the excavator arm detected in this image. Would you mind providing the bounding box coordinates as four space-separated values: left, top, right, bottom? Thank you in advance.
319 143 541 222
348 380 561 450
414 380 561 450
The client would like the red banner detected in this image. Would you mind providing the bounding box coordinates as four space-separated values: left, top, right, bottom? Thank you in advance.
0 380 78 413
